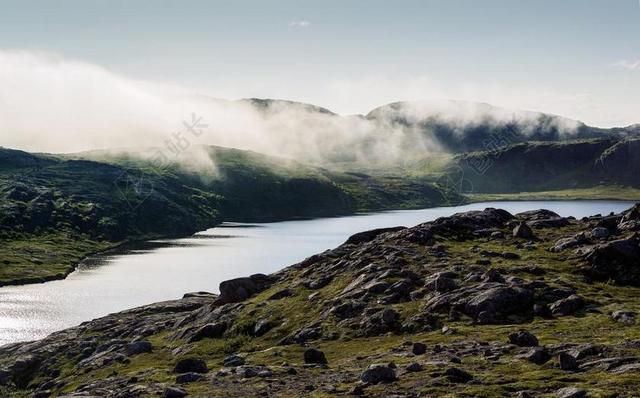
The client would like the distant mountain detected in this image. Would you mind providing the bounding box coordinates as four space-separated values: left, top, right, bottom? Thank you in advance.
365 100 624 153
444 137 640 193
230 98 636 164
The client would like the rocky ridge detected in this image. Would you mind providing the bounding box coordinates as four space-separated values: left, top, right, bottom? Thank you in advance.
1 205 640 397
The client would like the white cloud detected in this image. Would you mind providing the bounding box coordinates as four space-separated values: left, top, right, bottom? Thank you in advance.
288 20 310 28
612 59 640 70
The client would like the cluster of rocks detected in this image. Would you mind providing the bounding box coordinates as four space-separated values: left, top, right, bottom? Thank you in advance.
1 205 640 396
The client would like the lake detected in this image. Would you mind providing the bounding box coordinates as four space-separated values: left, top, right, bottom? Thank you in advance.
0 200 634 346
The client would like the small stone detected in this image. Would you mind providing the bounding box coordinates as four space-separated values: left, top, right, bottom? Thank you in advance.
164 386 188 398
509 331 539 347
522 347 551 365
176 372 205 384
125 340 152 356
556 387 587 398
612 310 636 325
360 364 397 384
412 342 427 355
550 295 584 316
253 319 272 336
405 362 423 372
189 323 226 342
513 222 535 239
350 384 366 396
381 308 399 324
223 355 245 367
558 352 578 371
533 303 552 318
444 367 473 383
173 358 208 374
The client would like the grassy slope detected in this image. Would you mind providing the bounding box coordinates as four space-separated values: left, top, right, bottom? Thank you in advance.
0 146 456 285
3 211 640 396
467 186 640 202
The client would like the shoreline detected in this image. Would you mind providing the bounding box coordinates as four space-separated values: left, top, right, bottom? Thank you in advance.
2 193 637 289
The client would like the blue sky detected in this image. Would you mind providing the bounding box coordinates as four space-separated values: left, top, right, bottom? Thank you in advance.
0 0 639 126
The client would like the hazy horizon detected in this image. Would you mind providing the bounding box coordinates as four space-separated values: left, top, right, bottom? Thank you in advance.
1 0 639 154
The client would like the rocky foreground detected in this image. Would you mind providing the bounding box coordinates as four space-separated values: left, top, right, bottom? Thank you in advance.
2 206 640 397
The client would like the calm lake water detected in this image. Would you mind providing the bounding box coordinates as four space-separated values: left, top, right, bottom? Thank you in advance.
0 200 635 346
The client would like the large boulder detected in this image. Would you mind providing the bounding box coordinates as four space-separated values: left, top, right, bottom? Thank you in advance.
303 348 328 365
345 226 406 245
584 235 640 285
550 295 584 316
464 286 534 323
513 222 535 239
509 331 539 347
360 364 397 384
216 274 274 304
431 208 514 235
173 358 208 374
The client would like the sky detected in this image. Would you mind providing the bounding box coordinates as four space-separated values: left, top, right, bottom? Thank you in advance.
0 0 639 127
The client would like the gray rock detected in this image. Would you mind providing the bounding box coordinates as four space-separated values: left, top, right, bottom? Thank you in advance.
444 367 473 383
0 368 10 386
330 301 366 320
522 347 551 365
556 387 587 398
425 274 457 292
345 226 406 245
176 372 205 384
360 364 397 384
612 310 636 325
509 331 539 347
189 322 227 342
567 344 600 360
125 340 152 356
464 286 534 323
412 342 427 355
292 325 323 343
513 222 535 239
550 295 584 316
217 274 274 304
223 355 245 367
164 386 188 398
585 235 640 285
253 318 273 336
405 362 423 372
550 233 588 252
482 269 505 283
381 308 400 324
590 227 609 239
267 288 294 300
558 352 578 371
